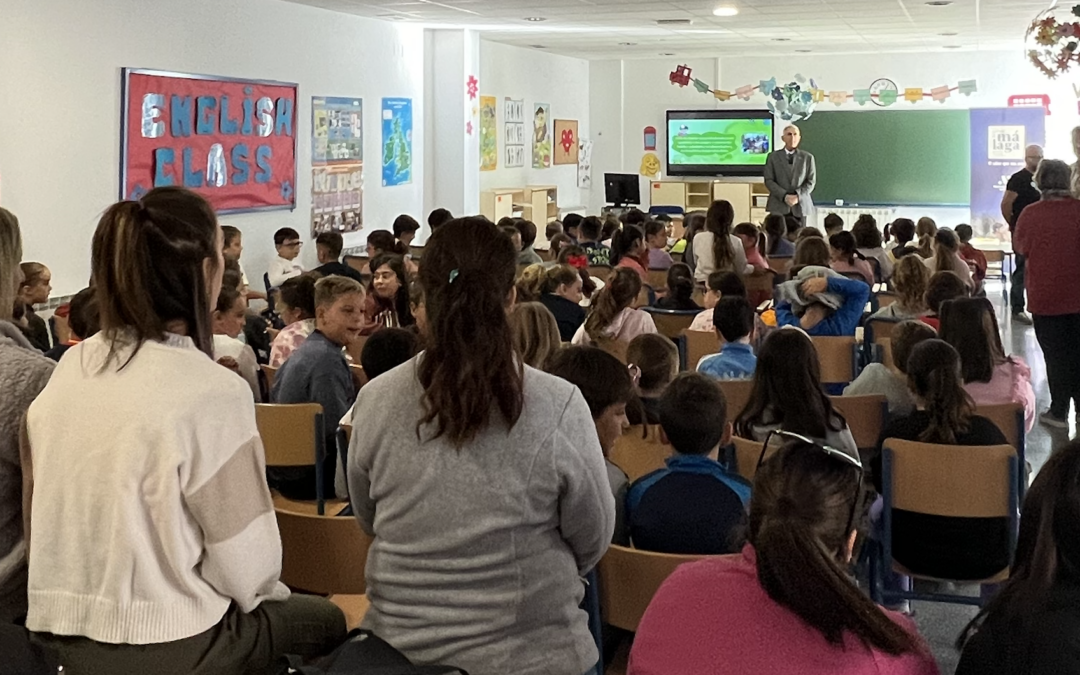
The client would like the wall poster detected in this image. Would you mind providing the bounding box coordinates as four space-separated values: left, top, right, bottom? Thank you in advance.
381 97 413 187
479 95 498 171
311 96 363 237
553 119 579 165
532 103 552 169
504 98 525 168
121 68 298 213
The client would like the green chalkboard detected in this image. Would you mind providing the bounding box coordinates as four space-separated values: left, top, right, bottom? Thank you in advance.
796 110 970 207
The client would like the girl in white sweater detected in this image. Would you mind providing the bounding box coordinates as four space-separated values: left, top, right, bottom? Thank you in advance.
24 187 345 672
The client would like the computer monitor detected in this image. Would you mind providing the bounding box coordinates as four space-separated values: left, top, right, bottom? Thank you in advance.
604 173 641 207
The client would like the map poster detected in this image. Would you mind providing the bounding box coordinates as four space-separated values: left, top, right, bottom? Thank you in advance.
504 98 525 168
311 96 363 237
532 103 551 169
381 97 413 187
480 95 498 171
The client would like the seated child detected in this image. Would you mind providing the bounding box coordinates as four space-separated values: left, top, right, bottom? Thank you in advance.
689 271 746 332
653 263 702 311
267 227 305 288
626 334 679 425
733 223 769 271
823 212 844 237
271 276 365 500
775 267 870 337
269 273 318 367
697 297 757 380
843 320 936 415
547 346 636 546
921 270 969 330
44 287 99 362
644 219 674 270
955 223 987 294
211 270 261 400
626 373 751 555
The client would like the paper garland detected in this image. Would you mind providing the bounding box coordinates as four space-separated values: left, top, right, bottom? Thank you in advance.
668 64 977 112
1025 6 1080 78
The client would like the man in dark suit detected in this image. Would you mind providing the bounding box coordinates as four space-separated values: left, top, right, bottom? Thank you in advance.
763 124 817 228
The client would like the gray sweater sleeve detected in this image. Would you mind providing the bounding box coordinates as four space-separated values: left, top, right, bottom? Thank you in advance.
553 389 616 574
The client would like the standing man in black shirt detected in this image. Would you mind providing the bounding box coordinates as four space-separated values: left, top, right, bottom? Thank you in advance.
1001 144 1043 325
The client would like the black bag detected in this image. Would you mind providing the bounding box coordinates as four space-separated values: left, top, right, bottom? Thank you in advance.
279 629 468 675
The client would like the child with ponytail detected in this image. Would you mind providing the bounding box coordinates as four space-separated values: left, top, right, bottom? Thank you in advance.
572 267 657 346
630 439 937 674
872 339 1009 581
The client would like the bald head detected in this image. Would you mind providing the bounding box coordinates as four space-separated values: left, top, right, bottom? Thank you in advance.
782 125 801 151
1026 144 1044 173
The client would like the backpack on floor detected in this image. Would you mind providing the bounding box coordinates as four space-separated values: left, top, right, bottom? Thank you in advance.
276 629 468 675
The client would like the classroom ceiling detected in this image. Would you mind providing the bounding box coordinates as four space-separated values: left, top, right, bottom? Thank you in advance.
284 0 1054 58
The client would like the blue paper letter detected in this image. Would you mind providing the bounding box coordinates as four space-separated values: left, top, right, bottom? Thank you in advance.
242 98 254 135
220 96 239 135
231 144 250 185
153 147 176 186
182 147 203 187
196 96 217 135
254 145 272 183
170 96 193 137
275 97 294 136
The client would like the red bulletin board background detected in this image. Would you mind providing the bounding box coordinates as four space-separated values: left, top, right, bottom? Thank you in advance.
122 69 298 213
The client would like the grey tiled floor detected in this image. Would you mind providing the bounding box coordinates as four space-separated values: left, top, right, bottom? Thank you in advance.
912 278 1073 673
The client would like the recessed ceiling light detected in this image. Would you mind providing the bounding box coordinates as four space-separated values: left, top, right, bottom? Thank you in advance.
925 0 952 6
529 44 548 49
943 44 962 49
795 49 812 53
939 31 959 36
524 16 546 22
772 38 791 42
660 52 676 56
712 6 739 17
619 42 638 46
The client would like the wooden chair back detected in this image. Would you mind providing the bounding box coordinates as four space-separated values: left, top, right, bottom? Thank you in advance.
732 435 779 482
588 265 613 282
610 425 671 482
744 269 776 308
276 506 371 595
974 402 1024 451
646 269 668 290
829 394 887 450
875 292 899 309
877 338 894 369
883 439 1016 518
681 329 720 372
255 403 323 467
811 336 857 383
717 379 754 421
597 544 713 632
865 318 901 343
644 310 699 340
261 364 278 391
767 257 792 275
597 338 630 364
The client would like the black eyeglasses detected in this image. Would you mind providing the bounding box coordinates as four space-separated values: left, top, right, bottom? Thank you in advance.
758 429 865 541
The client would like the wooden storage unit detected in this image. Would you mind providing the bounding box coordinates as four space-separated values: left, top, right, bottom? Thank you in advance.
684 180 714 212
650 181 686 208
519 185 559 224
480 188 524 223
651 178 767 223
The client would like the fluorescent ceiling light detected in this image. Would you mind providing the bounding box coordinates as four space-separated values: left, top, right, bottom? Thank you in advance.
713 6 739 16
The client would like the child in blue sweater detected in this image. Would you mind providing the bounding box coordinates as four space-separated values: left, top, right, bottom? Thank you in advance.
697 297 757 380
775 273 869 336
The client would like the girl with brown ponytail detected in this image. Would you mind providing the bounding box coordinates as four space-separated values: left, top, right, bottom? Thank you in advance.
347 216 615 675
871 339 1009 585
629 440 937 674
691 199 750 283
571 266 657 346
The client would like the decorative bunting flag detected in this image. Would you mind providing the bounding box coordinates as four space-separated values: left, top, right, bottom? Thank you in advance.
735 85 755 100
713 90 731 101
811 88 827 103
759 78 777 94
829 91 848 105
931 85 952 102
904 88 924 103
692 78 711 93
853 89 872 105
879 89 898 106
958 79 978 95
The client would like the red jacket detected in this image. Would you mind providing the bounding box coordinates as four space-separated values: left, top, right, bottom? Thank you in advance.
1014 198 1080 315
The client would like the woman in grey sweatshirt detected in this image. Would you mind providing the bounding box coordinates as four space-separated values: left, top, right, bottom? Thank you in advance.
348 217 615 675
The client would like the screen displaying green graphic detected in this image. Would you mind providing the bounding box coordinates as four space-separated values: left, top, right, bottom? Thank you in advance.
667 118 773 166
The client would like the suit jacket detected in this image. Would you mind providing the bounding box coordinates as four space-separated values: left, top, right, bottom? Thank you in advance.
763 149 816 220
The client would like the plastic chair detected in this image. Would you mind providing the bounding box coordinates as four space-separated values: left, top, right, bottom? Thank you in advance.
642 307 700 340
597 544 713 632
588 265 613 282
275 506 372 595
744 269 776 308
256 403 327 514
597 338 630 364
646 269 668 290
829 394 888 452
610 425 671 482
983 249 1007 304
975 402 1027 497
872 439 1018 608
810 336 859 385
681 329 720 372
863 317 902 366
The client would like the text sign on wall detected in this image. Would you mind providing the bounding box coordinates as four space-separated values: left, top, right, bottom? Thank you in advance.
121 69 298 213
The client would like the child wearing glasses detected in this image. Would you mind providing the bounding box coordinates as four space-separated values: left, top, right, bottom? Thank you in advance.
629 438 937 675
626 373 751 556
267 227 305 288
547 346 637 546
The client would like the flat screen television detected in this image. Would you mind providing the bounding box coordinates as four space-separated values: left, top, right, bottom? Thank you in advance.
604 173 641 206
666 109 774 177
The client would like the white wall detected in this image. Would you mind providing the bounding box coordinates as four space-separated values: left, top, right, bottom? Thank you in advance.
589 51 1077 226
0 0 426 297
479 41 590 213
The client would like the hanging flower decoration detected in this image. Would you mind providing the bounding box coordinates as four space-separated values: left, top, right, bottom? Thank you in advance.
767 76 817 122
1025 6 1080 78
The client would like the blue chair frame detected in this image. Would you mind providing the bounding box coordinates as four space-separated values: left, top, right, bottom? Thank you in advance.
871 443 1019 608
